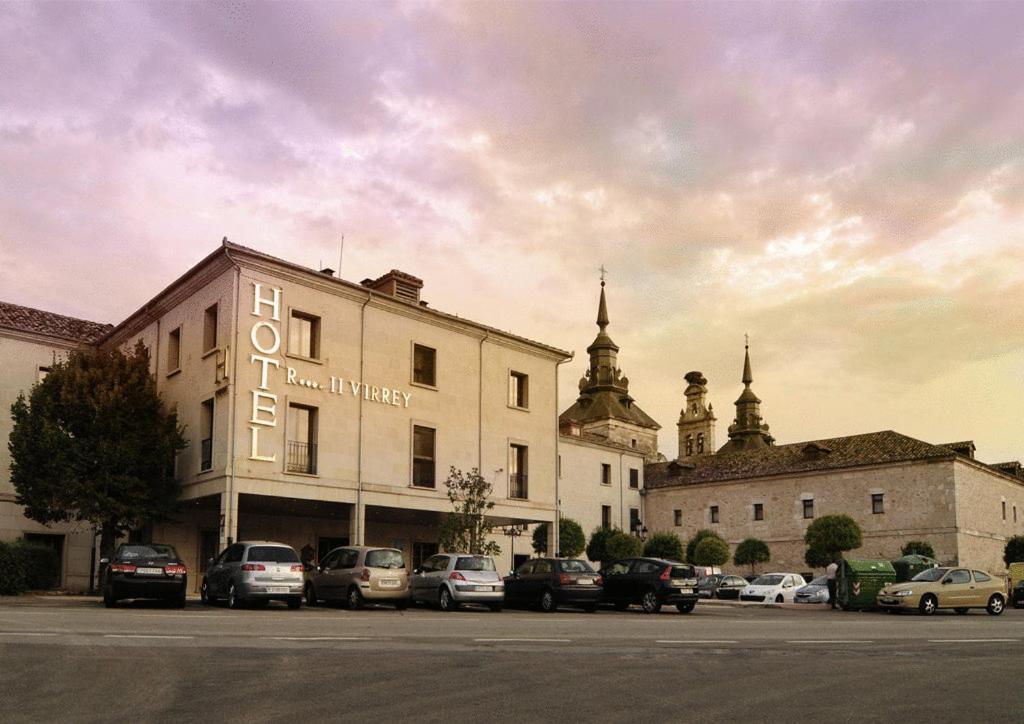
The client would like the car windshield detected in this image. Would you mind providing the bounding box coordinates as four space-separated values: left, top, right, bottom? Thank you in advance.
365 549 405 569
118 545 177 560
809 576 828 587
246 546 299 563
911 567 948 582
455 556 496 572
558 560 595 573
698 576 720 586
752 575 784 586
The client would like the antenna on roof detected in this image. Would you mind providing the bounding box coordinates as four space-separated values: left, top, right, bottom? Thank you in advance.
338 235 345 277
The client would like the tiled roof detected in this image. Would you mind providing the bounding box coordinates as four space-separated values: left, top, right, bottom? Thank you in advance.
0 301 111 344
644 430 957 489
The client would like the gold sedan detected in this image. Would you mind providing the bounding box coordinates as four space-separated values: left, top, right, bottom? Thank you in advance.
877 567 1006 615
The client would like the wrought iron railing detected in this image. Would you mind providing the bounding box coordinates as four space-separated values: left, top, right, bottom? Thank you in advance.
200 438 213 471
286 441 317 474
509 473 528 500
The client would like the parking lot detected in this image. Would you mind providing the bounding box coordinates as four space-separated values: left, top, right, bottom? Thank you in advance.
1 595 1022 722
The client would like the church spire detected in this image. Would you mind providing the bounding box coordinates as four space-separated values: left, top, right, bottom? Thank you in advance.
742 334 753 385
717 336 774 454
597 281 610 330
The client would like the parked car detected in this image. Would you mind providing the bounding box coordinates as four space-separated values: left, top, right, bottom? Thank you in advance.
410 553 503 611
600 558 700 613
876 567 1006 615
102 543 187 608
794 575 831 604
739 573 807 603
1013 580 1024 609
697 573 747 599
201 541 304 609
304 546 409 610
504 558 602 612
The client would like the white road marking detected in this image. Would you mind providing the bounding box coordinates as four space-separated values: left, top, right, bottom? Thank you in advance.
0 632 59 637
103 634 195 640
268 636 375 641
474 638 571 643
927 638 1020 643
786 640 874 644
656 639 738 644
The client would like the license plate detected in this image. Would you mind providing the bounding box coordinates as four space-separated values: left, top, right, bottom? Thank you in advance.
576 578 593 585
137 567 164 576
268 586 289 594
676 587 693 595
379 579 400 588
471 585 493 592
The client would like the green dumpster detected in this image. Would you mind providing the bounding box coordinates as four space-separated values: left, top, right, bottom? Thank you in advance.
835 559 896 610
890 554 940 583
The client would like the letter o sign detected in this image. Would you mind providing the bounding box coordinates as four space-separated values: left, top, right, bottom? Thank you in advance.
250 321 281 355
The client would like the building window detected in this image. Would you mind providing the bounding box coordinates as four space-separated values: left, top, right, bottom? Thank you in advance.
697 433 705 454
37 366 50 382
710 505 719 524
673 509 682 527
629 508 641 534
289 311 320 359
1015 505 1018 524
629 468 639 489
872 493 885 515
557 454 561 479
509 444 528 499
1001 500 1007 520
413 344 436 386
803 498 814 519
601 505 612 530
412 426 436 488
601 463 612 486
753 503 764 521
286 404 318 475
199 398 213 471
168 327 181 372
631 438 637 449
203 304 218 352
509 371 528 408
685 434 693 456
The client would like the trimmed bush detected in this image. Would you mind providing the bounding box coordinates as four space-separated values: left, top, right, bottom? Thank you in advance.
532 518 586 558
0 541 28 595
686 529 724 563
803 515 862 559
900 540 935 559
692 536 729 567
18 543 60 590
734 538 771 575
804 546 833 569
605 530 643 562
643 532 685 561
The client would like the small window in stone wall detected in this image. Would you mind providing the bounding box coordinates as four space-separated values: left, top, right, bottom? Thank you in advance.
872 493 885 515
802 498 814 519
673 509 682 527
710 505 719 524
753 503 764 521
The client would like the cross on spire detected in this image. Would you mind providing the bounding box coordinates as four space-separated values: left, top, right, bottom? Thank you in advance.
599 264 607 287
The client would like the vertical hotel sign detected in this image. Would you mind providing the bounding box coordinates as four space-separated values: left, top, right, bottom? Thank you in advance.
248 283 282 462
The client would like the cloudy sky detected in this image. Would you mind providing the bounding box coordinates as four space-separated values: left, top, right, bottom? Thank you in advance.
2 1 1022 462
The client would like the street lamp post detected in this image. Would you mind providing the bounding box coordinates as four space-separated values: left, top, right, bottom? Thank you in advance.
501 523 529 573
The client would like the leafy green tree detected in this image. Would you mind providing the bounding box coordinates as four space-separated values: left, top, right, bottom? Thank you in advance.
686 529 724 563
804 546 833 569
9 343 185 565
605 529 642 561
643 532 685 561
803 514 862 562
586 527 615 564
1004 536 1024 567
438 467 501 556
532 517 586 557
693 536 729 567
901 540 935 559
733 538 771 575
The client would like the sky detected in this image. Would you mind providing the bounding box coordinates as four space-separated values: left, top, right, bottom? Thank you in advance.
2 1 1023 462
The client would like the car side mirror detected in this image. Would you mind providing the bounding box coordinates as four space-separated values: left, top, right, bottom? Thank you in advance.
413 568 422 575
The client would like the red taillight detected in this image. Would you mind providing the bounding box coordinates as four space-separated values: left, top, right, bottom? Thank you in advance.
660 566 672 582
449 572 466 581
595 576 603 586
290 564 303 572
242 563 265 572
165 564 187 575
558 572 573 585
110 564 136 574
360 569 371 582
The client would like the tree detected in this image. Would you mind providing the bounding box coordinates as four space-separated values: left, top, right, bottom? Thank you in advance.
532 517 586 557
586 527 641 566
901 540 935 559
733 538 771 575
693 536 729 567
437 467 501 556
803 514 862 562
686 529 724 563
586 527 614 564
1004 536 1024 567
643 532 685 561
804 546 833 569
9 343 185 566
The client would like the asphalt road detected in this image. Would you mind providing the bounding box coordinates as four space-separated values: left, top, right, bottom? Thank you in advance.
1 596 1022 723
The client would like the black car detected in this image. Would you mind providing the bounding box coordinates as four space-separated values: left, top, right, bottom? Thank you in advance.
1013 580 1024 609
102 544 188 608
600 558 700 613
697 573 748 599
503 558 602 612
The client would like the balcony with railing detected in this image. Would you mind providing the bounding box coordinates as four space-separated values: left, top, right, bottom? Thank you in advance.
286 441 317 475
509 473 528 500
200 438 213 471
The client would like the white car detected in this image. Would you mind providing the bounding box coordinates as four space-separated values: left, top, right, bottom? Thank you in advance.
739 572 807 603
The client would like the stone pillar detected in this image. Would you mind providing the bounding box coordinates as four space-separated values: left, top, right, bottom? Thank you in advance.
219 491 238 550
349 501 365 546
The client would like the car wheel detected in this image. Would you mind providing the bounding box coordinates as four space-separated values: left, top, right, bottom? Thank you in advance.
540 589 558 613
676 601 696 614
348 586 364 611
438 587 458 612
775 594 784 604
286 597 301 610
304 584 318 607
228 583 242 610
954 607 969 615
640 589 661 614
489 603 504 613
986 594 1005 616
103 585 117 608
395 599 408 611
919 594 938 616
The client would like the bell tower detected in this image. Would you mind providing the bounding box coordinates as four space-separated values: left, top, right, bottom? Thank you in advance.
718 339 775 454
677 371 716 459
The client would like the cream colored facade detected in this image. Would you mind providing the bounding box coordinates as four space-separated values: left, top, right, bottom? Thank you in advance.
100 243 570 588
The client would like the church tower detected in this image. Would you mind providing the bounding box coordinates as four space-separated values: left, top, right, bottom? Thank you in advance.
717 341 774 454
677 371 716 459
559 279 661 461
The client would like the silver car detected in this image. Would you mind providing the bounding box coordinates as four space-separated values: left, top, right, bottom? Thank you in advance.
200 541 304 609
794 575 831 604
410 553 504 612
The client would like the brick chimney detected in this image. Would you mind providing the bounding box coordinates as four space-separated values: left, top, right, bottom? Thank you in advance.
361 270 424 304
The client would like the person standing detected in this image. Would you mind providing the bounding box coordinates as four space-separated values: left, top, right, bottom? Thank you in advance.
826 559 839 609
